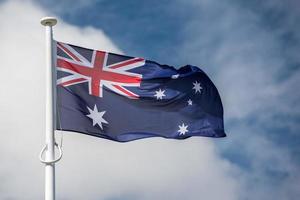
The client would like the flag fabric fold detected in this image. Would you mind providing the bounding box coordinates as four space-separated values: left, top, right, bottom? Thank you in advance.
55 41 226 142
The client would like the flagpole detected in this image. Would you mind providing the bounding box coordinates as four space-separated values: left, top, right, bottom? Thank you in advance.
40 16 57 200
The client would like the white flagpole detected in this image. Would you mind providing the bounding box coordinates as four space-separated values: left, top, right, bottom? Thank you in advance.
40 16 57 200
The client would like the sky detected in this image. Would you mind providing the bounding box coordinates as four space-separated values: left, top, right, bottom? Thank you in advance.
0 0 299 199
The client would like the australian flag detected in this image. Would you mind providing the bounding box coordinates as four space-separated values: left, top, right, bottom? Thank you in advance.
55 41 226 142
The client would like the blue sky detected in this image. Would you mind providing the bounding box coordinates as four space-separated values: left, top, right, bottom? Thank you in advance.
36 0 300 158
38 0 190 64
0 0 299 199
49 0 299 198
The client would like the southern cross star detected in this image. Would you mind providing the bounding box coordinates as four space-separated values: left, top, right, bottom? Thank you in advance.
86 104 108 130
154 88 166 100
187 99 193 106
171 74 180 79
178 123 189 135
192 81 203 94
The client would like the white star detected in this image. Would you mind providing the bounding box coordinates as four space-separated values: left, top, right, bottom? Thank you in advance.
171 74 180 79
192 81 203 94
154 88 166 100
178 123 189 135
187 99 193 106
86 105 108 130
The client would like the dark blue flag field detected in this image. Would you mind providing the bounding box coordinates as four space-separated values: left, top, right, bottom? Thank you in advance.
55 41 226 142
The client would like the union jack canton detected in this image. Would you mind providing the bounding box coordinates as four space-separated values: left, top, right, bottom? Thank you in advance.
57 42 145 99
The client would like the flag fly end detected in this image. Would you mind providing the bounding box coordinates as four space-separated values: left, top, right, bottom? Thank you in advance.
40 17 57 26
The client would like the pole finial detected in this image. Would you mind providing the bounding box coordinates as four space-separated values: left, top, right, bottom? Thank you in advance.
40 17 57 26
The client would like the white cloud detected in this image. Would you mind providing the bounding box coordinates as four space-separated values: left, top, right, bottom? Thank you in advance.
177 0 300 199
180 0 300 121
36 0 101 16
227 124 300 200
0 1 240 199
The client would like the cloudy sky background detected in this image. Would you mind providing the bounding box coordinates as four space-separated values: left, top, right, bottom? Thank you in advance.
0 0 299 199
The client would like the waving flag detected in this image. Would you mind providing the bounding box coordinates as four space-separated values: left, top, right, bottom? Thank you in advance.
56 41 226 142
